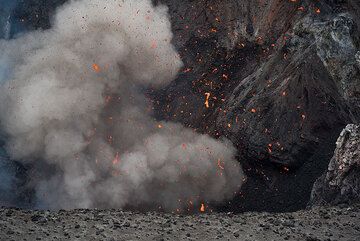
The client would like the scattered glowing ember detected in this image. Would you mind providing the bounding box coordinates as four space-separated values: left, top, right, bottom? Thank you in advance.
151 40 157 49
301 114 306 120
183 68 192 73
92 63 101 73
205 93 211 108
217 159 225 170
158 124 163 129
315 8 321 14
251 108 257 113
105 95 112 103
112 152 120 165
108 135 113 144
200 203 205 212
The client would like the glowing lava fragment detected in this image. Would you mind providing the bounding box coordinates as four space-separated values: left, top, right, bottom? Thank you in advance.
205 93 211 108
217 159 225 170
112 152 120 165
200 203 205 212
92 63 101 73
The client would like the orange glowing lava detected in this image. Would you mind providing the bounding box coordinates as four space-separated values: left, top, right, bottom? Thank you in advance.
92 63 101 73
205 93 211 108
200 203 205 212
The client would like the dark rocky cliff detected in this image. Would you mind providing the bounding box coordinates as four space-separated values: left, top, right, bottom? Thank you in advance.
2 0 360 212
310 124 360 206
153 0 360 211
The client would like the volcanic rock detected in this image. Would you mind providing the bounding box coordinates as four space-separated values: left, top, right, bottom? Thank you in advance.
310 124 360 206
153 0 360 211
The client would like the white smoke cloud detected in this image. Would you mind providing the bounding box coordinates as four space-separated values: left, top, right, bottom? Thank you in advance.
0 0 244 211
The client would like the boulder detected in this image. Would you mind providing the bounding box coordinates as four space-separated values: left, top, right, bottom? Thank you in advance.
310 124 360 206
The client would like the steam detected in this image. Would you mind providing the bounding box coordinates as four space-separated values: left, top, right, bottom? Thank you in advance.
0 0 244 211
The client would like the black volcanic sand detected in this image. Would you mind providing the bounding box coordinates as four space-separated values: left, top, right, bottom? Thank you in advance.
0 204 359 241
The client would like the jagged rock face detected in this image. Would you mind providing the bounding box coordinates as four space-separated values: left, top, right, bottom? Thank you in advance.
157 0 360 165
156 0 305 49
220 11 360 166
154 0 360 211
310 124 360 206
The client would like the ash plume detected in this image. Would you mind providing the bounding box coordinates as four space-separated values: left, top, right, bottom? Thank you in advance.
0 0 244 211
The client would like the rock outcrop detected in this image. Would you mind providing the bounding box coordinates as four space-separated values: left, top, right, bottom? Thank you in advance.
310 124 360 206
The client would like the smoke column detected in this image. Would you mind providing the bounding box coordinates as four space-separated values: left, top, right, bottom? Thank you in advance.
0 0 244 211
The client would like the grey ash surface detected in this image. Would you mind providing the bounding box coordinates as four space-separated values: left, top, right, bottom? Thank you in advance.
1 204 359 241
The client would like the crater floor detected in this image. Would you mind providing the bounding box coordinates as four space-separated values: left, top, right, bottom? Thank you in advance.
0 204 359 241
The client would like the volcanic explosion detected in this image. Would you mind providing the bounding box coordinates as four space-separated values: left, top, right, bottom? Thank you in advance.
0 0 244 211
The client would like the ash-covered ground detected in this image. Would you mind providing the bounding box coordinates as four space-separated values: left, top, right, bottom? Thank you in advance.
1 204 359 241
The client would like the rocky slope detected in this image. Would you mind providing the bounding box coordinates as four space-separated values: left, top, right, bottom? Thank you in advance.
310 124 360 206
0 204 359 241
153 0 360 211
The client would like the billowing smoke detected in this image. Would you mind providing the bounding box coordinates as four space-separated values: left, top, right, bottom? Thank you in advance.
0 0 244 211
